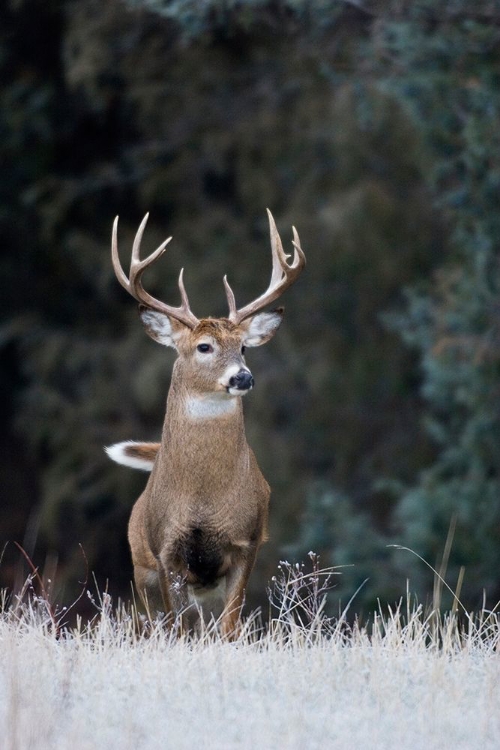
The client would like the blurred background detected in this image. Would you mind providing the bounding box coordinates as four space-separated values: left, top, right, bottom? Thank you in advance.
1 0 499 618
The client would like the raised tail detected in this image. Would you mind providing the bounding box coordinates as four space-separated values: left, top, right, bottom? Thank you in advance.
105 441 160 471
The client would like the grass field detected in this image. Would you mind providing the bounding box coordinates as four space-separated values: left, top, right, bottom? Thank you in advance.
0 563 499 750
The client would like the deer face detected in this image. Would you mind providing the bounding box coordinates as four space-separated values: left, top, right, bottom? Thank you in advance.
139 307 283 397
112 210 304 400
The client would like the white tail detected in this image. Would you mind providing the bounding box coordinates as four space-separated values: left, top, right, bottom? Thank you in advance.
105 441 159 471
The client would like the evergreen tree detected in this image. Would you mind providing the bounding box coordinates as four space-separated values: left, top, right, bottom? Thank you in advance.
373 1 500 606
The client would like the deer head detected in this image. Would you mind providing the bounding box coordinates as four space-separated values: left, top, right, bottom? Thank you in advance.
111 210 306 399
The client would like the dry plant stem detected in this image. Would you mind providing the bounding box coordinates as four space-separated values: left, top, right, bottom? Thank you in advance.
12 543 89 638
434 513 457 612
13 542 59 638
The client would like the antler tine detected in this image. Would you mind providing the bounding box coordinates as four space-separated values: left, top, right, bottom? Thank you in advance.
291 225 304 267
177 267 188 307
111 214 199 329
112 216 131 292
226 209 306 324
131 212 150 269
223 275 238 320
268 208 289 287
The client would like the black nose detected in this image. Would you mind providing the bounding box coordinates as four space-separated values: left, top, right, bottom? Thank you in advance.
229 369 254 390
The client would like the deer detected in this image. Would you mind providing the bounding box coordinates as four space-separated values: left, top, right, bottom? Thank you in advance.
105 210 305 637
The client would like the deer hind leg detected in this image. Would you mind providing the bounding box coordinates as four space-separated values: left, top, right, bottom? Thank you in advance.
220 548 258 640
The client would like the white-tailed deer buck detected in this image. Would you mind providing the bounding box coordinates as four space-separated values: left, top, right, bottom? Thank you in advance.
106 210 305 637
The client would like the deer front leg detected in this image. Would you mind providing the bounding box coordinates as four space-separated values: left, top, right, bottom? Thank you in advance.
157 557 199 637
133 564 165 616
156 559 188 633
220 548 258 640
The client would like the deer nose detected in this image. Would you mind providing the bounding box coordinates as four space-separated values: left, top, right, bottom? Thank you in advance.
229 369 254 391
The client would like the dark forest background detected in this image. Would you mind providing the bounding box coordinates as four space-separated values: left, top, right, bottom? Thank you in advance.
1 0 499 617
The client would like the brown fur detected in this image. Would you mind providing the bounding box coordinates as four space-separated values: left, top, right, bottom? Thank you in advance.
127 316 275 638
110 210 305 638
124 443 160 462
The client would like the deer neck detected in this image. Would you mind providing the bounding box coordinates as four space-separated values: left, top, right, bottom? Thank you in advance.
154 368 249 489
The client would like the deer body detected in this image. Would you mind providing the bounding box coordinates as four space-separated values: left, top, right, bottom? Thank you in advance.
129 336 270 631
106 211 305 636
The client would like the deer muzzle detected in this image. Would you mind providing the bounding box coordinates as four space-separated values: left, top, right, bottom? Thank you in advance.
228 368 254 393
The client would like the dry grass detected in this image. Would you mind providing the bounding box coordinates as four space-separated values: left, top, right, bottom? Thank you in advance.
0 559 499 750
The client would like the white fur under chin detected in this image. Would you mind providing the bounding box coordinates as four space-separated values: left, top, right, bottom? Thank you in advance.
185 394 240 420
227 386 251 396
104 441 155 471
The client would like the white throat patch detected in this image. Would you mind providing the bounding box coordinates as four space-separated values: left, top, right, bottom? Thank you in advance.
185 395 238 421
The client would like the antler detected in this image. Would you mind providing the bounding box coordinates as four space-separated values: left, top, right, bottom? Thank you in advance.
111 213 199 329
224 209 306 324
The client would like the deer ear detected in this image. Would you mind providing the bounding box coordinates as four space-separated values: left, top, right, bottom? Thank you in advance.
139 306 187 349
241 308 284 347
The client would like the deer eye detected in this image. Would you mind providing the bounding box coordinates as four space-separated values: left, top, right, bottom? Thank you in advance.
241 346 246 355
197 343 213 353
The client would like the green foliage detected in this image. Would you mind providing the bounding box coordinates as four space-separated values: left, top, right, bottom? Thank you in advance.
372 1 500 605
126 0 344 38
289 484 395 611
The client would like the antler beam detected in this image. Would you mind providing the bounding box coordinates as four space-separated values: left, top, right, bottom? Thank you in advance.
111 213 199 329
224 209 306 324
